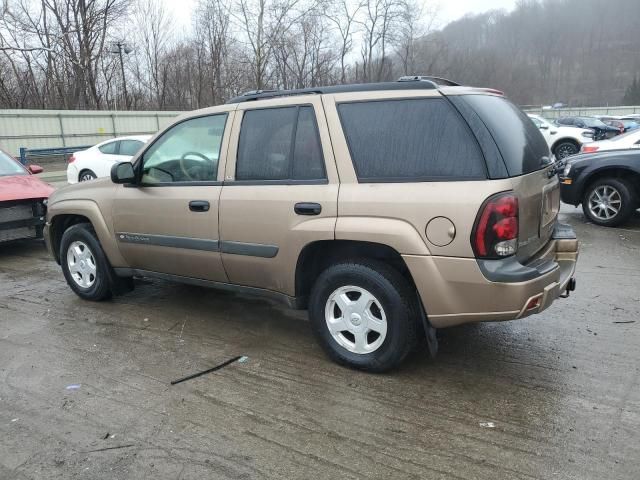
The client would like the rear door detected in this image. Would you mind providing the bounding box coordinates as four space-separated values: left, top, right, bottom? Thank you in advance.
450 94 559 261
218 96 339 296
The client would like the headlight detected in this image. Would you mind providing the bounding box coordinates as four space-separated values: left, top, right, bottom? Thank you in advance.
582 130 594 138
563 163 572 177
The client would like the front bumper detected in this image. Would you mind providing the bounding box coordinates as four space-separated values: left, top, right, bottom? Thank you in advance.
0 200 47 243
404 223 579 328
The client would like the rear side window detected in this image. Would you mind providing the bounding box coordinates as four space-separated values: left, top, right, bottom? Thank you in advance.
98 141 118 155
236 106 325 181
119 140 144 156
458 95 551 176
337 98 485 181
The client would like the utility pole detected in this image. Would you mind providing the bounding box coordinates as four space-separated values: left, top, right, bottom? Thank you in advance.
110 40 133 110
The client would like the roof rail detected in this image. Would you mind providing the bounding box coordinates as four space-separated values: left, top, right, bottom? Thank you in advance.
397 75 461 86
226 77 454 104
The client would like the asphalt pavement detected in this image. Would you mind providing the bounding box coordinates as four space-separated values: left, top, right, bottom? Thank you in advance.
1 204 639 479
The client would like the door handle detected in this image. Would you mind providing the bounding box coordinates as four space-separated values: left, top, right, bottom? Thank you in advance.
189 200 210 212
294 202 322 216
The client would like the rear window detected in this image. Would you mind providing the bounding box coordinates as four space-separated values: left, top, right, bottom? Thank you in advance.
337 98 485 182
458 95 550 176
98 141 118 155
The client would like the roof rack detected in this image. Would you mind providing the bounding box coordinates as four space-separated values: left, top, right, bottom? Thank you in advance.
226 75 459 104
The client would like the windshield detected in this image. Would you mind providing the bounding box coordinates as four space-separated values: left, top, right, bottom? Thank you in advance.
582 117 607 128
0 150 26 177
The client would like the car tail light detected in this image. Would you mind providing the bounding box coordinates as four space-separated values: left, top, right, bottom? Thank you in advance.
581 145 599 153
68 155 76 163
472 192 519 259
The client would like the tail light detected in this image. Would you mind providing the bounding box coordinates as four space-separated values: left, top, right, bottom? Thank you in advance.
472 192 519 259
68 155 76 163
581 145 599 153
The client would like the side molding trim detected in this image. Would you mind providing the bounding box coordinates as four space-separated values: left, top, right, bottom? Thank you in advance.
116 232 279 258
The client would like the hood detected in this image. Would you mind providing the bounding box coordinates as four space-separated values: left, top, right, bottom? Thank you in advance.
0 174 54 202
568 148 640 166
48 177 114 205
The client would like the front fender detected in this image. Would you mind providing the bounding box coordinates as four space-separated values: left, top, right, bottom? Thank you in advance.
47 199 127 267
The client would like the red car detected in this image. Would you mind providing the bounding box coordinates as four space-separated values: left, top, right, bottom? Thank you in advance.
1 148 54 243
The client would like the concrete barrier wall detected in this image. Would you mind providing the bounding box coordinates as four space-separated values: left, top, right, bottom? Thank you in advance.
0 109 183 155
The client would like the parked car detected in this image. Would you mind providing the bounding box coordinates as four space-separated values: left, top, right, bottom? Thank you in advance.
528 114 594 159
0 147 54 243
67 135 151 184
45 79 579 371
555 116 620 141
580 129 640 153
602 119 639 133
560 149 640 227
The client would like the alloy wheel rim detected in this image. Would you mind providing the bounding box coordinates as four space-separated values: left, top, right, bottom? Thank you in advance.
80 174 95 181
556 144 576 159
324 285 387 354
66 241 97 288
588 185 622 220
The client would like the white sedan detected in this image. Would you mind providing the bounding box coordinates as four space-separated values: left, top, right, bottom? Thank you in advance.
67 135 151 184
528 114 594 159
580 129 640 153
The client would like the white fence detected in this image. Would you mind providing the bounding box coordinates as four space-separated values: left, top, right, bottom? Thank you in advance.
523 105 640 119
0 109 183 155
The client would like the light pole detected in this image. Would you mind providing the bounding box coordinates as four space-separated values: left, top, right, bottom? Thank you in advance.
110 40 133 110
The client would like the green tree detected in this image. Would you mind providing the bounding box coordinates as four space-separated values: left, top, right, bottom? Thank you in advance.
622 76 640 105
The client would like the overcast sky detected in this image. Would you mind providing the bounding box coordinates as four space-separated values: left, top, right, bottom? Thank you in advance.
161 0 519 32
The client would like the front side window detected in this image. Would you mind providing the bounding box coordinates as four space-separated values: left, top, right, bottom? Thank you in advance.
338 98 485 181
98 141 118 155
141 114 227 183
119 140 144 157
236 106 325 181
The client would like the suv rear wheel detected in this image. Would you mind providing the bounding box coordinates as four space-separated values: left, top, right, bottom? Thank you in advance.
582 177 636 227
60 223 115 301
308 260 419 372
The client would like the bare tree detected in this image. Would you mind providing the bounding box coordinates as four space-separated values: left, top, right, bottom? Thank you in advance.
325 0 362 83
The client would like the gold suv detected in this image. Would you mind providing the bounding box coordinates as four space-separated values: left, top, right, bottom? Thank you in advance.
45 77 579 371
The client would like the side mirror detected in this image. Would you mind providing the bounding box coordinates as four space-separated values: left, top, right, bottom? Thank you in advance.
111 162 136 184
27 164 44 174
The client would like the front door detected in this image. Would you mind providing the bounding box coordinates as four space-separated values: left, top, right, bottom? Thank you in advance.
219 96 339 296
112 111 233 282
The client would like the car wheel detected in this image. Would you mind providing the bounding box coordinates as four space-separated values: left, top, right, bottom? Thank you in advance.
79 170 97 182
582 178 636 227
60 223 114 301
553 141 579 160
308 259 420 372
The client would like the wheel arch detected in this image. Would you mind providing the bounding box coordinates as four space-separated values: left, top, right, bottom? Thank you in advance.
578 167 640 203
551 137 580 154
48 200 125 266
294 239 417 309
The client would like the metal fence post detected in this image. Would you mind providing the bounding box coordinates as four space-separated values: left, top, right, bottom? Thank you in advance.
155 113 160 131
111 114 118 138
57 114 66 147
19 147 28 165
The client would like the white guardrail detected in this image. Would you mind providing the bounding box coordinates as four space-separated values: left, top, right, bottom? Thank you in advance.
523 105 640 119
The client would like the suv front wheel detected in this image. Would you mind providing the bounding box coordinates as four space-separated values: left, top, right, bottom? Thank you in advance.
60 223 115 301
308 260 419 372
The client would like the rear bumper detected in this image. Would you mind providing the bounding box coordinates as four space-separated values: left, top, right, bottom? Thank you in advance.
405 223 579 328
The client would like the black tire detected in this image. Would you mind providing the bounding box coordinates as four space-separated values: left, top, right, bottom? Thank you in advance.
308 259 420 372
79 170 97 182
553 140 579 160
582 177 636 227
59 223 114 301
